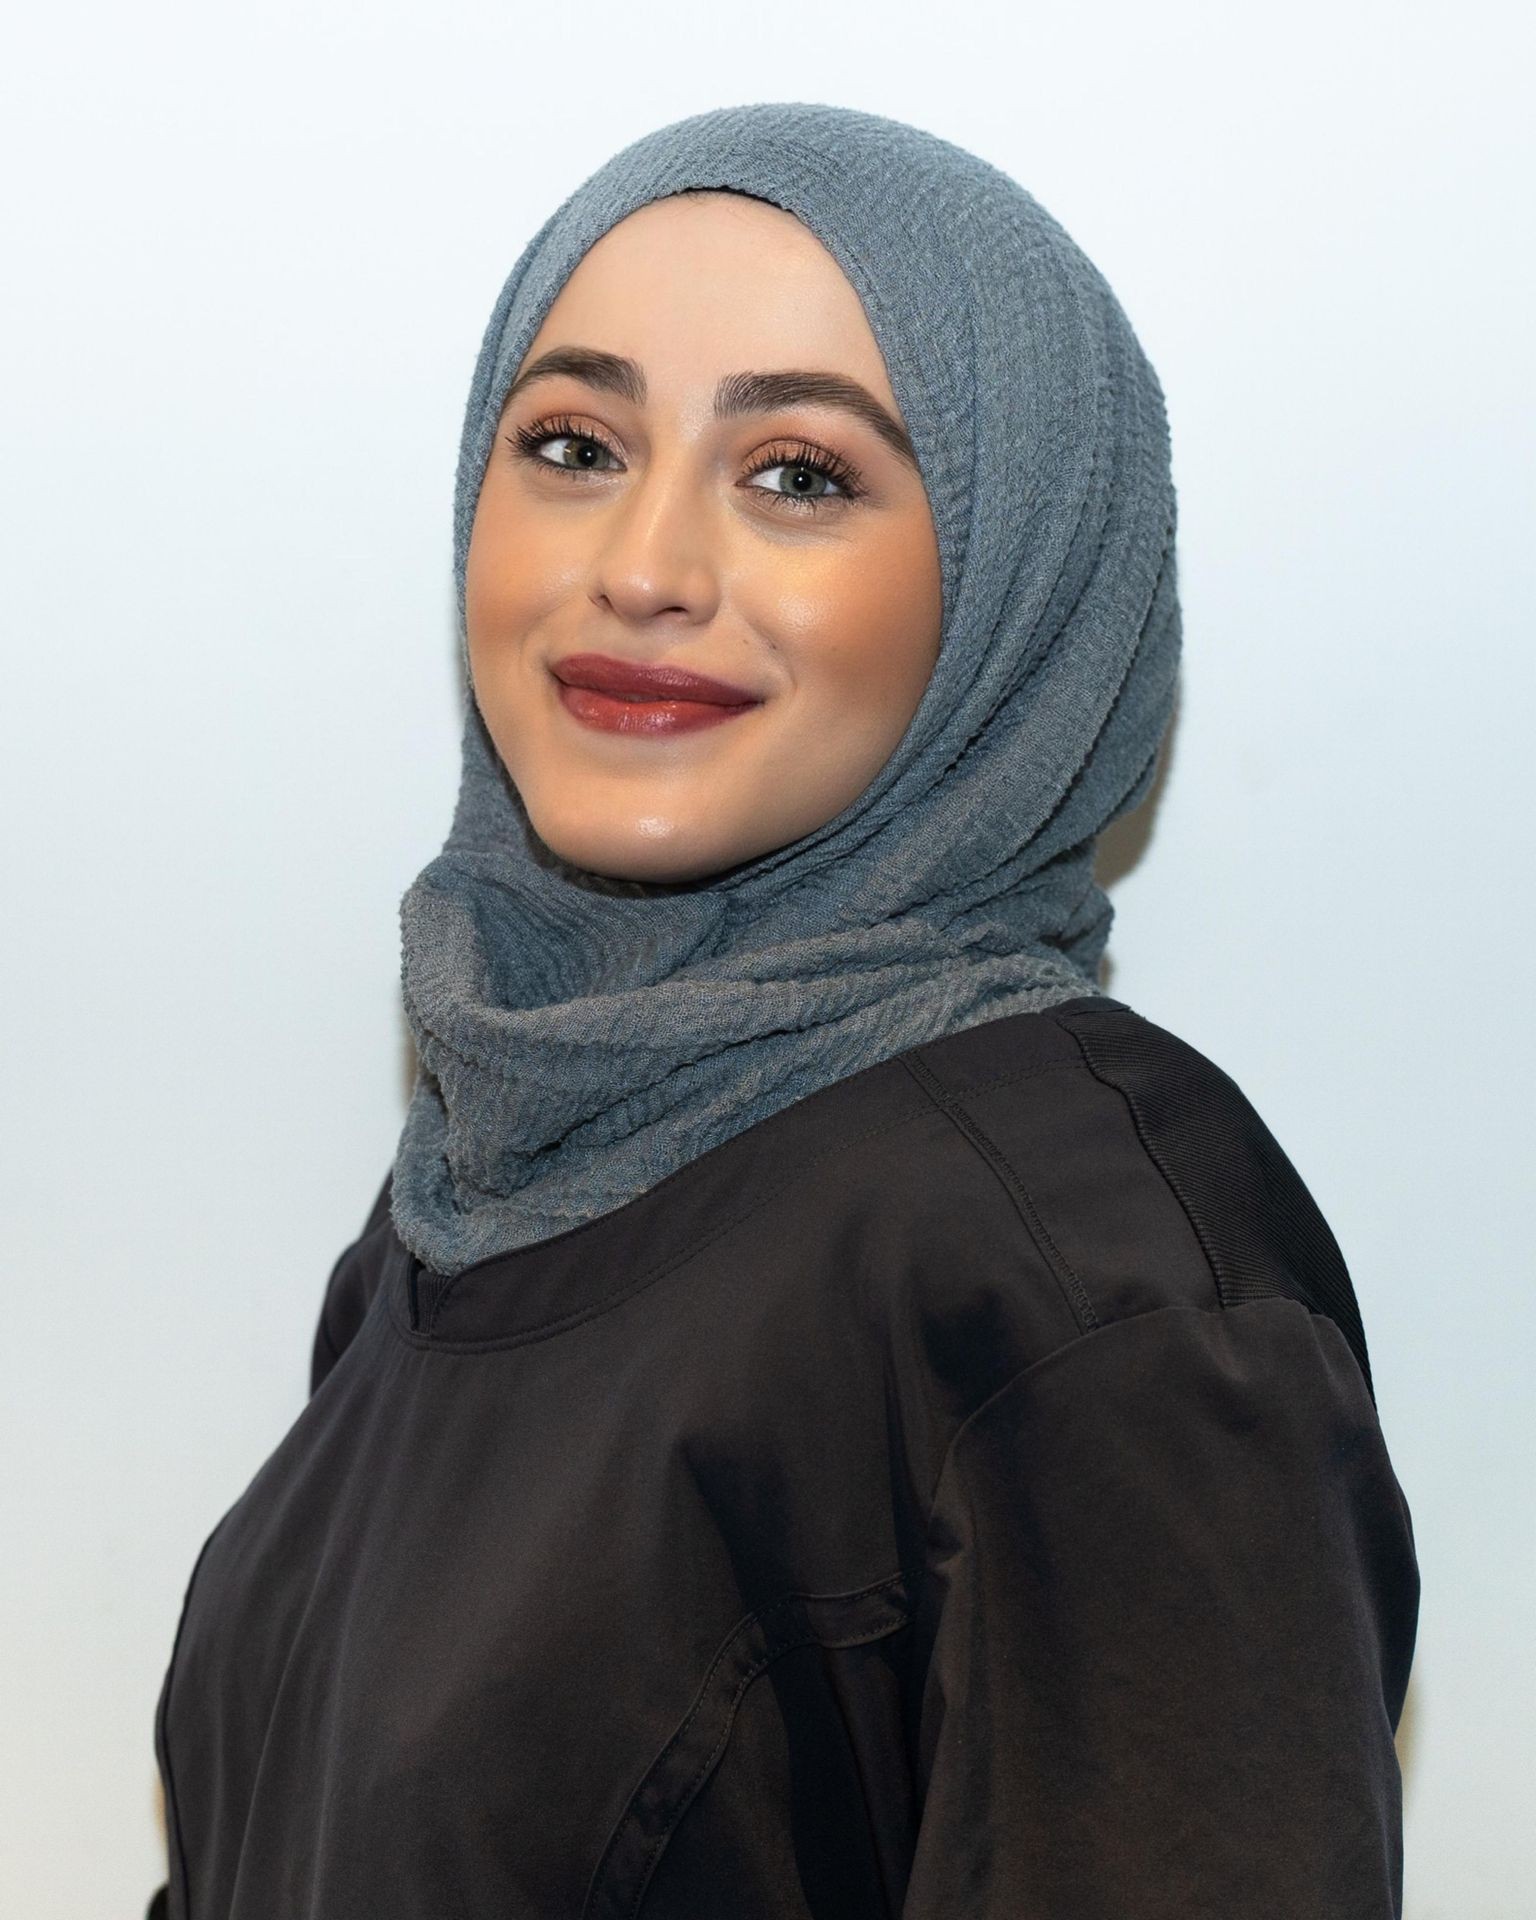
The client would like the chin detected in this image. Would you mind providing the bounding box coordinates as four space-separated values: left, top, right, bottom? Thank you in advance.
524 808 738 889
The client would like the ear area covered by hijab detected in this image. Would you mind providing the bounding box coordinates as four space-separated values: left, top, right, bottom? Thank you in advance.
392 100 1182 1276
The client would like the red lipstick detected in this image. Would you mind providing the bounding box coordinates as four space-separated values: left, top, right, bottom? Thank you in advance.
551 652 763 738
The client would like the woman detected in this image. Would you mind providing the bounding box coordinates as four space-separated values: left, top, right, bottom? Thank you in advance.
148 102 1419 1918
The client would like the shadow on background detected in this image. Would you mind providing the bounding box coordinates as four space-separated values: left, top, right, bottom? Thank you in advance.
1396 1673 1420 1794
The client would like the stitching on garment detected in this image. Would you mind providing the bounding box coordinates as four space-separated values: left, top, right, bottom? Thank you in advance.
896 1051 1099 1337
917 1290 1328 1559
1053 1010 1379 1412
929 1056 1087 1098
1053 1013 1228 1308
393 1103 929 1350
385 1058 1083 1354
593 1585 910 1920
582 1571 911 1920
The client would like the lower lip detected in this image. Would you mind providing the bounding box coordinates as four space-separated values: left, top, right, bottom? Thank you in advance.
555 681 761 736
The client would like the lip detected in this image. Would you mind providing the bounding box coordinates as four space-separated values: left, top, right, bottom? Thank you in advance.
551 652 761 705
553 681 759 738
550 651 765 740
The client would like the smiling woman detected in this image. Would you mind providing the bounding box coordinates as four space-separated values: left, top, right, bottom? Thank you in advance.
147 102 1418 1920
465 189 944 885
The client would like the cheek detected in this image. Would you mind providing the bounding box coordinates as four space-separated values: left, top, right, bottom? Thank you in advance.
763 527 941 718
470 529 556 648
465 501 571 655
463 511 566 791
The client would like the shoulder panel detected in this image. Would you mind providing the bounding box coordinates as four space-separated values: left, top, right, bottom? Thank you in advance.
899 1000 1221 1350
1050 1002 1376 1406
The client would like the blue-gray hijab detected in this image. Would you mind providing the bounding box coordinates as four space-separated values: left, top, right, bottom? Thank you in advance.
392 101 1181 1276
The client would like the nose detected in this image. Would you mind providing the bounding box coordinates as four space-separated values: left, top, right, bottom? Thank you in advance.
586 452 722 628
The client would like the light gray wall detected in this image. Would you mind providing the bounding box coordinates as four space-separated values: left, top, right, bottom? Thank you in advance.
3 3 1529 1914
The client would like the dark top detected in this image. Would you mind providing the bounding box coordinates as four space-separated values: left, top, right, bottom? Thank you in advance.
148 994 1420 1919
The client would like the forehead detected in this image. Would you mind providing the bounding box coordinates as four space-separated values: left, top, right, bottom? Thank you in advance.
518 192 898 410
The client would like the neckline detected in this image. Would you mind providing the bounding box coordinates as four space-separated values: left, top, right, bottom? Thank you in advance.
386 993 1123 1350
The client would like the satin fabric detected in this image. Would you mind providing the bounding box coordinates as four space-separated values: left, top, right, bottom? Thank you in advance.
152 999 1417 1917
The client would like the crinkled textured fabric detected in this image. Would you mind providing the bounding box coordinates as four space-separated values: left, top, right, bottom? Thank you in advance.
393 100 1182 1275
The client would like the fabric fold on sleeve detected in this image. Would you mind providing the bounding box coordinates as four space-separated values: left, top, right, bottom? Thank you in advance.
902 1295 1420 1920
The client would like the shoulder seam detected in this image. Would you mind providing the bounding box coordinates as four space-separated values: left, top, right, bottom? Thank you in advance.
897 1051 1099 1337
1051 1005 1378 1410
917 1295 1335 1538
1052 1012 1229 1310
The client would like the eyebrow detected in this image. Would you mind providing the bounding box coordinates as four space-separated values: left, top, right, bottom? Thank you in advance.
501 345 919 471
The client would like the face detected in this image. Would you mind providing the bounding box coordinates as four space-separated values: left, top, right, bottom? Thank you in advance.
465 190 944 886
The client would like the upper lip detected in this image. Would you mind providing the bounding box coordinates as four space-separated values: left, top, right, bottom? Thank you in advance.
551 652 762 705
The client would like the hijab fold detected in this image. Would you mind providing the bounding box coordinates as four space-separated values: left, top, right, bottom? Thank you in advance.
391 101 1181 1276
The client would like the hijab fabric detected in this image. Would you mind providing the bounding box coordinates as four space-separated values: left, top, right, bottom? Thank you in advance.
392 100 1182 1277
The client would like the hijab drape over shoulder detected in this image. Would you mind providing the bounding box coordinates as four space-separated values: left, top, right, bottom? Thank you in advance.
391 101 1182 1276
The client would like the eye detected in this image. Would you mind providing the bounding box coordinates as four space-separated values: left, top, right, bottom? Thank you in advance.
504 416 867 516
507 413 623 474
743 439 866 514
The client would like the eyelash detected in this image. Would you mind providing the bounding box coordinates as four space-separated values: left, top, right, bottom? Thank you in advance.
505 412 866 513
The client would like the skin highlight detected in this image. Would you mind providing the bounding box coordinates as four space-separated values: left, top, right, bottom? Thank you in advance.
464 189 944 886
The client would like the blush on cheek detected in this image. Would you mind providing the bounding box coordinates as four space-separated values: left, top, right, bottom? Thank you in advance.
825 589 936 713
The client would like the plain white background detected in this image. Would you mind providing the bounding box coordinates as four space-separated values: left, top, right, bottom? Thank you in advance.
2 3 1531 1913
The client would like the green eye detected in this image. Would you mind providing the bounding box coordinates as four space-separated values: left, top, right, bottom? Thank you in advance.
744 439 865 514
511 416 621 472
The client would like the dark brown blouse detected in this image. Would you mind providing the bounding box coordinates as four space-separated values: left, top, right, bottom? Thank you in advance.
148 995 1419 1918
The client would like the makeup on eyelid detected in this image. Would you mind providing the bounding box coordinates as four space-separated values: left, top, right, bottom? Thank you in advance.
504 411 869 513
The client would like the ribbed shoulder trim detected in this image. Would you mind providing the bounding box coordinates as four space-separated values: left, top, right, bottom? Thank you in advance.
1050 1002 1376 1407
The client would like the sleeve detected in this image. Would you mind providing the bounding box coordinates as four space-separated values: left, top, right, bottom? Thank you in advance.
901 1295 1420 1920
